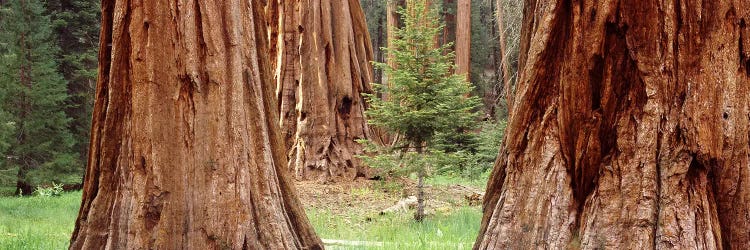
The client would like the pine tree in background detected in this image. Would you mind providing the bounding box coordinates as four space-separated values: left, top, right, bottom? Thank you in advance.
361 0 386 85
0 109 14 169
46 0 99 166
361 0 481 221
0 0 79 195
469 0 500 114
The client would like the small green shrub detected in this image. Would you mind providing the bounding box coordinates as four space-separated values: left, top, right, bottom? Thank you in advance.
430 120 506 179
373 179 405 195
34 182 64 197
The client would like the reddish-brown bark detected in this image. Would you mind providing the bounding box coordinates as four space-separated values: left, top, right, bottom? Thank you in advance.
70 1 322 249
455 0 471 81
271 0 375 182
476 0 750 249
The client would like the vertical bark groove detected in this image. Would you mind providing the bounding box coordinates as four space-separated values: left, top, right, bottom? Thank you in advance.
70 1 322 249
455 0 471 81
476 0 750 249
271 0 375 182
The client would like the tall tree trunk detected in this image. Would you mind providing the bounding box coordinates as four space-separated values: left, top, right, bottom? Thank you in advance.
455 0 471 81
14 26 32 196
441 0 455 46
14 167 33 196
272 0 375 182
374 6 385 86
70 1 322 249
386 0 402 89
375 0 405 146
476 1 750 249
360 0 386 86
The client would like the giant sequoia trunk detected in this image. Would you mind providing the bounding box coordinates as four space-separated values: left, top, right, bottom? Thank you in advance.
70 1 322 249
272 0 375 182
476 1 750 249
455 0 471 81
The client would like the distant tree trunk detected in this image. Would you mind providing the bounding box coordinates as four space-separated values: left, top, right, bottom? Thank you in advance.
14 170 33 196
386 0 402 87
375 0 405 146
374 8 385 86
14 28 33 196
360 0 387 86
70 1 322 249
272 0 375 182
371 9 386 84
495 0 511 108
476 1 750 249
441 0 455 46
455 0 471 81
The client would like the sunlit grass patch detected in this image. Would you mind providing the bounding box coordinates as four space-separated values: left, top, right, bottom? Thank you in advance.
308 206 481 249
0 191 80 249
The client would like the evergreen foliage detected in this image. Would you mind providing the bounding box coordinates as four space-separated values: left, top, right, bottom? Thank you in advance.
432 121 506 178
360 0 482 220
362 0 387 85
0 0 79 195
469 0 498 96
46 0 99 164
0 109 14 161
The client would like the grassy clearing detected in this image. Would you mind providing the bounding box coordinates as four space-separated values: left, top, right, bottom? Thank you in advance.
0 175 486 249
0 191 81 249
308 206 481 250
425 172 490 189
0 187 15 197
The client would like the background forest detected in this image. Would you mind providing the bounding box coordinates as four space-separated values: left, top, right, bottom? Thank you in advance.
3 0 749 249
0 0 523 248
0 0 523 196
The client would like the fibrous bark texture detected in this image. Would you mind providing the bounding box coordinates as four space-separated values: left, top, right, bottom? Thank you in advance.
272 0 375 182
476 0 750 249
70 1 322 249
455 0 471 81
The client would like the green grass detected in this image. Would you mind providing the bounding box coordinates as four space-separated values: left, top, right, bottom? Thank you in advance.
308 206 481 249
0 186 483 249
0 187 15 197
425 172 490 189
0 191 81 249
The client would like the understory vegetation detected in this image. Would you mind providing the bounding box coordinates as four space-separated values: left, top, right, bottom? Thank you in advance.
309 207 481 249
0 191 80 249
0 0 520 247
0 174 487 249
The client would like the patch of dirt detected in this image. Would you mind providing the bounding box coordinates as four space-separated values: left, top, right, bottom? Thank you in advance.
295 178 485 217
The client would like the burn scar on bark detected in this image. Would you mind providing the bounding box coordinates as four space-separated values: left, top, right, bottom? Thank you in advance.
144 191 170 230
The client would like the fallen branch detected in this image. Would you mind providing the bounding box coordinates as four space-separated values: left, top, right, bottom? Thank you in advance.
380 196 417 214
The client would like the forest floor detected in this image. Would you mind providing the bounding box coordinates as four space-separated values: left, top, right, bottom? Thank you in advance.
0 175 487 249
297 176 486 217
297 175 487 249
